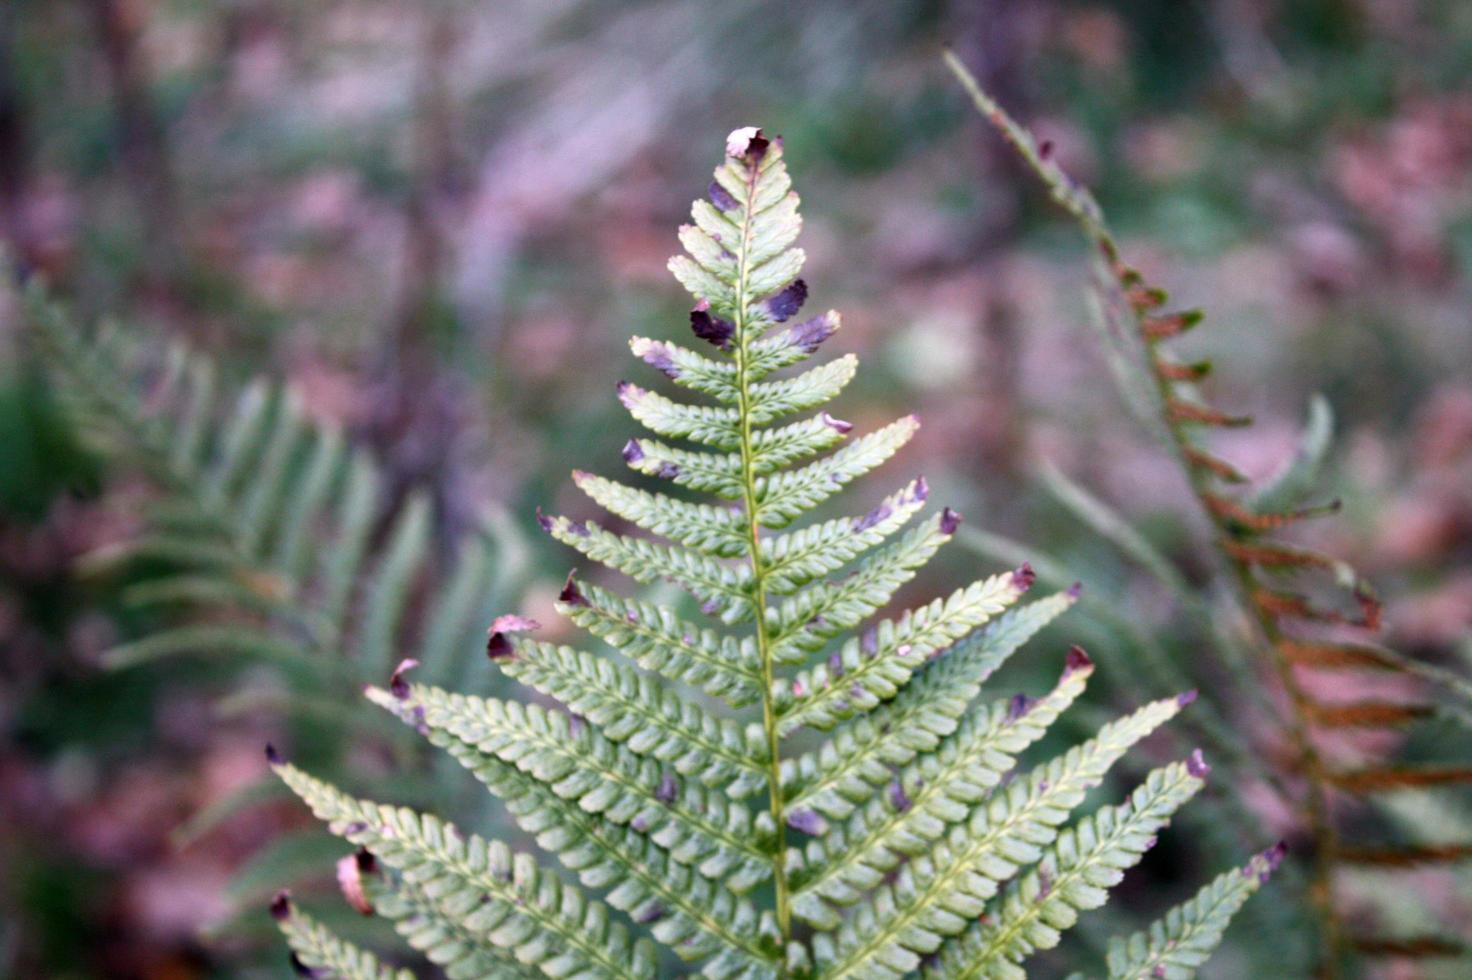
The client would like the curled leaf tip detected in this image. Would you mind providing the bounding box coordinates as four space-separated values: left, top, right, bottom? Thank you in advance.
939 507 962 534
265 743 283 765
535 507 553 532
1064 645 1092 674
689 301 734 349
558 571 587 606
913 476 930 502
726 126 769 162
820 411 853 433
337 851 373 916
1187 748 1211 778
269 890 291 921
389 658 419 700
486 633 512 660
1012 562 1036 592
622 439 644 463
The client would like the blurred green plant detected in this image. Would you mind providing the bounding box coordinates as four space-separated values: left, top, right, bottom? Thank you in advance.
26 285 530 933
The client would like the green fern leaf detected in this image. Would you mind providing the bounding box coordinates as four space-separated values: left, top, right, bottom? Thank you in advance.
1105 843 1286 980
271 894 417 980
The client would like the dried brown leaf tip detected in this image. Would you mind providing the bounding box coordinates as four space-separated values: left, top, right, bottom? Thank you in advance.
558 570 587 607
725 126 769 163
939 507 962 535
1011 562 1036 592
1063 645 1093 676
487 614 540 660
337 850 375 916
1187 748 1211 779
269 890 292 921
265 742 284 765
389 658 419 700
690 300 734 349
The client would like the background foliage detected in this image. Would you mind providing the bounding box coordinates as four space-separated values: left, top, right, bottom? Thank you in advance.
3 1 1471 977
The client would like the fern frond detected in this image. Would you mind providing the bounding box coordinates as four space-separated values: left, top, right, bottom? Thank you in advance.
1105 842 1287 980
496 638 769 797
244 126 1267 979
928 757 1209 978
272 760 659 979
369 874 541 979
815 695 1190 977
372 697 779 975
270 894 417 980
367 683 772 889
781 591 1080 822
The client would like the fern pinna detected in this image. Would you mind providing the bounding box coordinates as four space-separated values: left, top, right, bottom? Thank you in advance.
269 128 1276 978
944 53 1472 975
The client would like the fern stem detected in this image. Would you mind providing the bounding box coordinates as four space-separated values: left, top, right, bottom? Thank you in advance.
729 150 792 959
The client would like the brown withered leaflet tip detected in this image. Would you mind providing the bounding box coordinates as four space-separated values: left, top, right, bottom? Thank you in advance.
535 507 553 532
491 614 541 634
622 439 644 463
725 126 769 162
1038 139 1054 160
486 632 513 659
265 743 283 765
1067 581 1083 599
1011 562 1036 591
1064 646 1092 674
558 571 587 607
912 476 929 502
939 507 962 534
762 278 807 321
337 852 373 915
1177 688 1198 707
389 658 419 700
1187 748 1211 778
689 301 734 349
269 890 291 921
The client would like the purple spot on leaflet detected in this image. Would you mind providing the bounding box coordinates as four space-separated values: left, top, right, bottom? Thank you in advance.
708 180 738 212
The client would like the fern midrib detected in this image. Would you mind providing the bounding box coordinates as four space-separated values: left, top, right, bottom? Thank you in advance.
730 149 792 963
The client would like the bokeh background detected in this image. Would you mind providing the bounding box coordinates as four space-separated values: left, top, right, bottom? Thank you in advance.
2 0 1471 976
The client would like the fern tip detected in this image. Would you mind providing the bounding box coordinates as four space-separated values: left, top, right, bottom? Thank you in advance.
1064 644 1093 675
269 890 291 921
337 849 376 915
725 126 770 162
820 411 853 434
939 506 962 534
1011 562 1036 592
264 742 283 765
1067 580 1084 600
389 658 419 699
1187 748 1211 779
1177 688 1199 708
690 300 735 349
558 570 587 606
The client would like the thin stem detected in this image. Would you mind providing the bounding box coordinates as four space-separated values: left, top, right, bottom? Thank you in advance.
729 153 791 959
